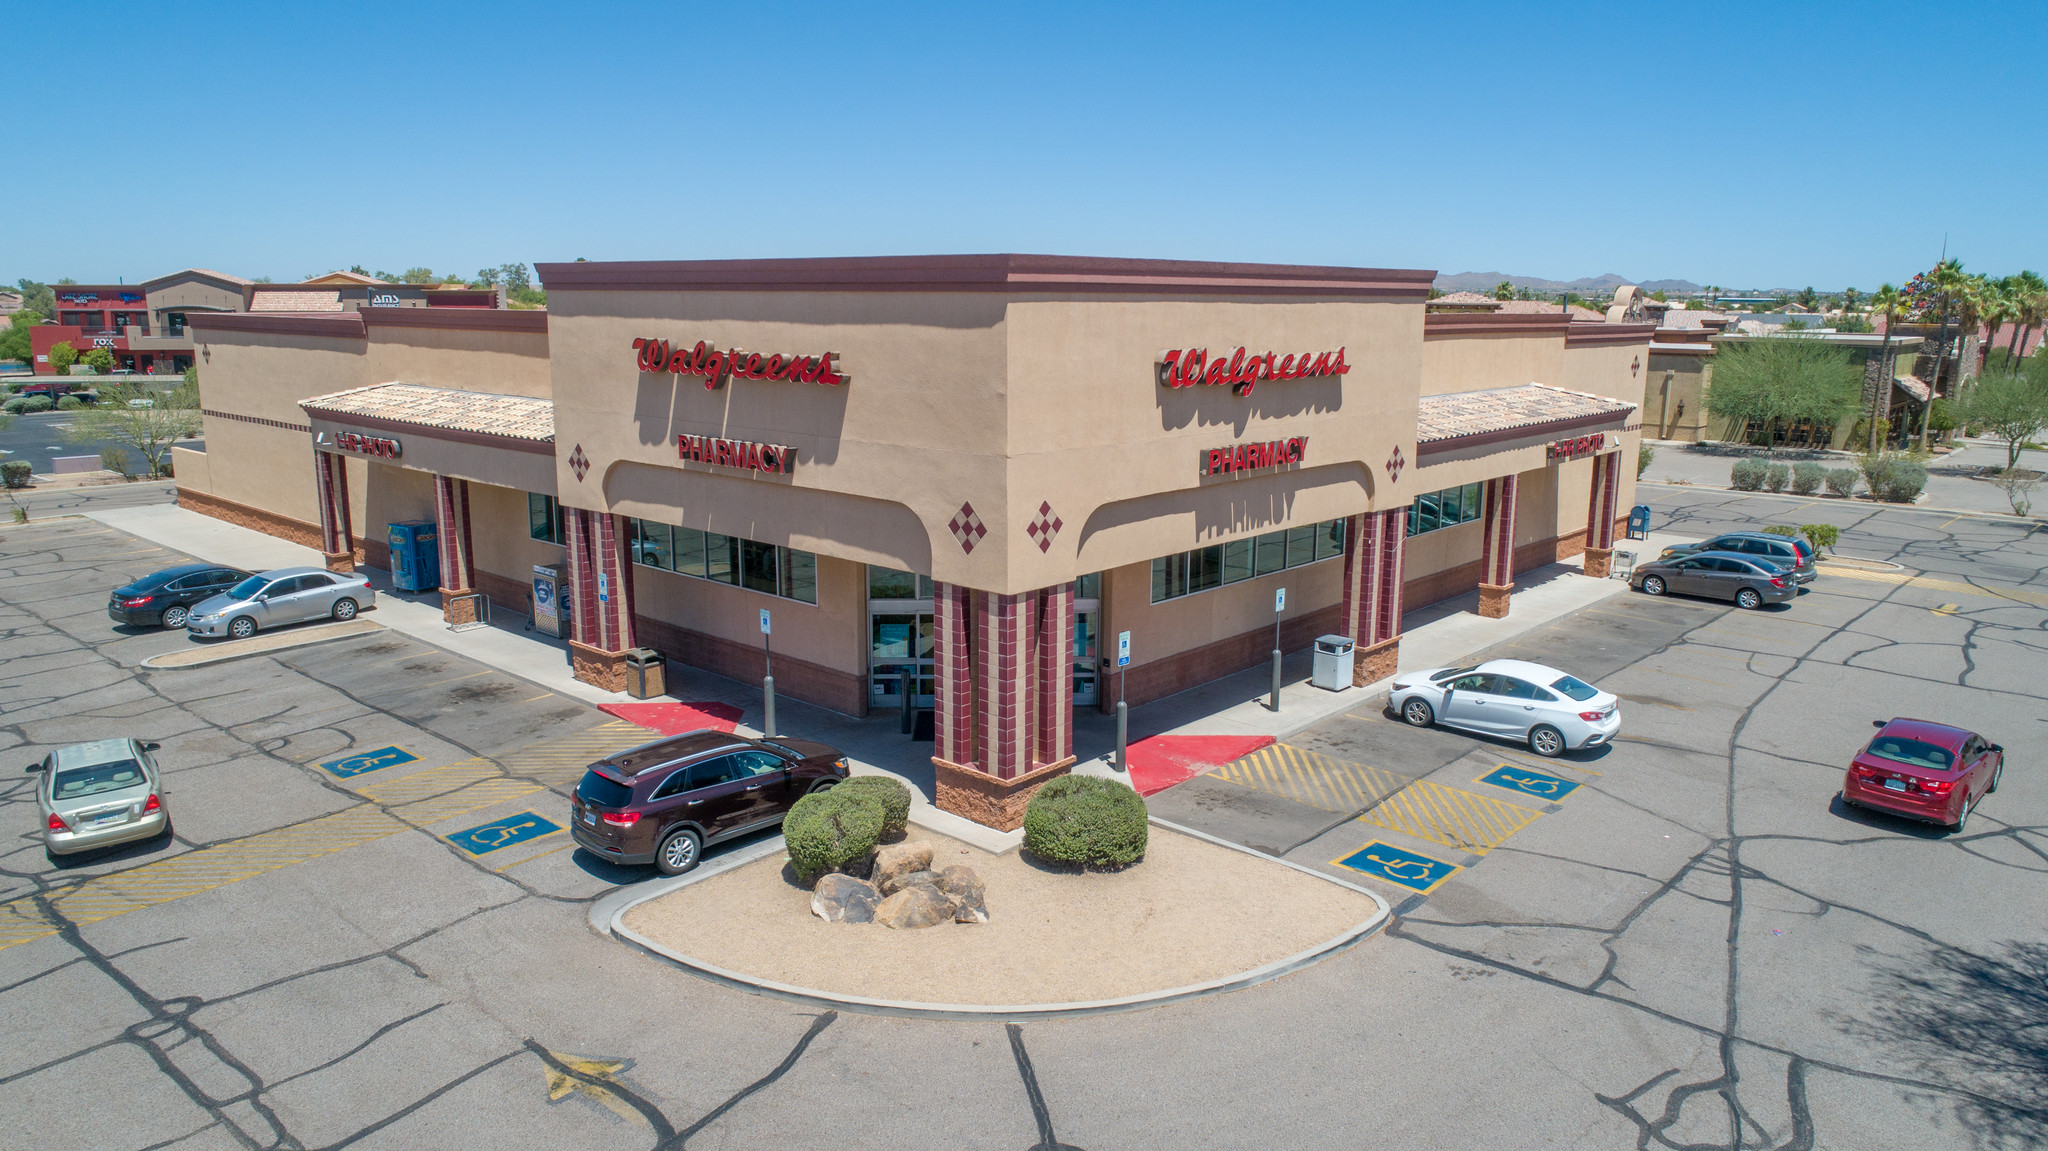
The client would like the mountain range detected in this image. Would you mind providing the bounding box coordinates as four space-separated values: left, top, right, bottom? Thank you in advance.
1435 271 1706 295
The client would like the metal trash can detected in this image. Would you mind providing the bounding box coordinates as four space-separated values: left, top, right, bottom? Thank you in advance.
1311 634 1355 692
1627 504 1651 540
624 648 666 699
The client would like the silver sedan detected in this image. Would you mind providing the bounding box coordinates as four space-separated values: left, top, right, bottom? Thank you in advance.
31 738 172 857
185 566 374 639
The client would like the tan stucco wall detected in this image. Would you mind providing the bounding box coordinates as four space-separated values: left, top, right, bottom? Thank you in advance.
1098 553 1344 669
469 481 565 595
148 278 244 322
364 326 552 398
1421 331 1566 396
631 554 865 673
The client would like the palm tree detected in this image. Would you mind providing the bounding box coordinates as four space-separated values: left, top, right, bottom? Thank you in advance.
1921 259 1969 450
2006 270 2048 364
1869 284 1908 452
1492 280 1514 301
1979 277 2015 370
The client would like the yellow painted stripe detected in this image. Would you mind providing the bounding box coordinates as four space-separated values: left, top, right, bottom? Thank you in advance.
1357 780 1540 854
1821 565 2048 607
1211 743 1408 815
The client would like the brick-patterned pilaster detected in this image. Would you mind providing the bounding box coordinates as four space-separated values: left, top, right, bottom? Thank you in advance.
596 512 638 653
313 452 355 573
932 581 975 768
1339 509 1408 685
1033 582 1074 769
434 476 476 592
1479 474 1519 612
1582 452 1623 578
564 506 599 651
976 590 1036 780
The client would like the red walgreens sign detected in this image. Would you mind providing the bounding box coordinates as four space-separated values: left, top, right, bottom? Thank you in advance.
1203 437 1308 476
677 433 795 475
1159 346 1352 397
1545 433 1606 462
634 338 848 391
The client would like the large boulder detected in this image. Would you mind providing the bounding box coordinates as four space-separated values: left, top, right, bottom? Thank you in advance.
881 868 940 897
935 865 988 923
810 874 882 924
871 841 934 894
874 883 952 930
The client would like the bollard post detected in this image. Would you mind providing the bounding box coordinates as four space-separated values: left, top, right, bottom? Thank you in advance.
1114 700 1128 773
763 674 777 738
1270 649 1282 712
900 668 914 735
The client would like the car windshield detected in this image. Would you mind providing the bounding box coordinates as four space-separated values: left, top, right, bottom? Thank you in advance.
1551 675 1599 701
1429 666 1478 682
1866 736 1955 772
53 759 147 799
577 770 634 808
225 575 269 600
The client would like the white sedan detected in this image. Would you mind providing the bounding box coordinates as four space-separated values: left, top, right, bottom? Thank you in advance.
1387 659 1621 757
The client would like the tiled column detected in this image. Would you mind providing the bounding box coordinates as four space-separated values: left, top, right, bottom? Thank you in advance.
931 580 1077 831
1477 474 1519 618
313 452 355 573
932 581 976 768
1581 453 1623 578
564 507 633 692
1339 509 1407 685
433 476 479 623
1033 582 1075 770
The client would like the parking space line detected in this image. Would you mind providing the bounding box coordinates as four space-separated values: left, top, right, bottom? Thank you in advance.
491 841 577 871
1210 743 1409 814
1357 780 1541 854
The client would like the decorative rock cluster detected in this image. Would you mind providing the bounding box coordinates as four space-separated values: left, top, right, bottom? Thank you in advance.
809 842 988 928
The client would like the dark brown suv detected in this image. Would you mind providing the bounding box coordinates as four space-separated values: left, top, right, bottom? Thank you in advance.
570 730 848 874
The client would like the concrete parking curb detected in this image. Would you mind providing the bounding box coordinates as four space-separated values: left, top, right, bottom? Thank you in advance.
595 818 1391 1021
138 618 385 668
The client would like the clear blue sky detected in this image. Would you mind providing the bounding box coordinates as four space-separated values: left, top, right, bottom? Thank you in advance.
10 3 2045 291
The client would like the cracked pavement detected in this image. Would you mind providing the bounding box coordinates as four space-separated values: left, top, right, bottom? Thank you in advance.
1 490 2043 1150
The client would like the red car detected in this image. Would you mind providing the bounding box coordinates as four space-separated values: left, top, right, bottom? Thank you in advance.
1842 718 2004 833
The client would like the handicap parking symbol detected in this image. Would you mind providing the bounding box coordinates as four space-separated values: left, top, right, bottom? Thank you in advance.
1334 840 1460 893
449 812 562 855
319 746 418 778
1478 764 1580 801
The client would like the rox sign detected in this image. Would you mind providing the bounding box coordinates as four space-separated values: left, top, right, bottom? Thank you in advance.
334 431 401 459
634 338 848 391
1202 437 1308 477
677 433 795 475
1159 346 1352 397
1545 432 1606 462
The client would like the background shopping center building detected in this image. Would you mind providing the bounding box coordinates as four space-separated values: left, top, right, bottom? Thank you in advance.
177 255 1648 828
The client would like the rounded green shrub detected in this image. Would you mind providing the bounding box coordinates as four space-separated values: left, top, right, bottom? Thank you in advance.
55 395 83 410
835 774 912 840
18 395 52 414
1762 462 1790 492
1875 459 1928 503
1730 459 1767 491
1 460 31 488
783 787 884 885
1790 462 1824 494
1023 775 1148 868
1824 467 1859 497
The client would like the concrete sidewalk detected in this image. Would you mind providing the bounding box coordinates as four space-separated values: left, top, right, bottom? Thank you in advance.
85 502 1689 851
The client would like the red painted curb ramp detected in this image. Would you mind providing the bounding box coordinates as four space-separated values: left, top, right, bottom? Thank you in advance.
1125 734 1274 797
598 701 744 735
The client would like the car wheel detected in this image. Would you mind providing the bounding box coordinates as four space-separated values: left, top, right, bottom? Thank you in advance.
655 827 702 876
1641 576 1666 596
1949 796 1973 835
1990 762 2003 793
807 779 839 795
160 605 188 629
1736 588 1764 610
1402 698 1435 727
1528 724 1567 758
228 616 257 640
331 598 358 622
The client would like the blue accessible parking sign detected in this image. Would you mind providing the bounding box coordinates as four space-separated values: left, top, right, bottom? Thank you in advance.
1478 764 1580 801
448 812 563 855
319 746 418 778
1334 840 1459 893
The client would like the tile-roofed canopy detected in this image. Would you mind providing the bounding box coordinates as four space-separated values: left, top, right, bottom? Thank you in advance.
1416 383 1637 460
1896 375 1931 403
300 383 555 445
1497 299 1607 322
1428 291 1503 308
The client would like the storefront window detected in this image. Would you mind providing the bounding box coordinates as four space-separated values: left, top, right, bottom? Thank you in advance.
626 519 816 604
1150 520 1346 604
527 493 562 543
1073 572 1101 600
867 567 933 599
1407 483 1484 537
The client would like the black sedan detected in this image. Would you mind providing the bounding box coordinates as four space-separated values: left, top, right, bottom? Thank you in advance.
1629 550 1796 609
109 564 254 629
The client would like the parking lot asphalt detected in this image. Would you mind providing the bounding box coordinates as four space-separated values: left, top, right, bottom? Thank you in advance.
4 495 2046 1150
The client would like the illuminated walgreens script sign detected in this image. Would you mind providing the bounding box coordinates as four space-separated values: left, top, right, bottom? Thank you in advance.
1202 437 1308 477
1159 346 1352 397
677 433 795 475
634 338 848 391
1545 433 1606 463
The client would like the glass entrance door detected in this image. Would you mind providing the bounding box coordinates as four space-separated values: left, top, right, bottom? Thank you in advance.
1073 572 1101 707
868 611 935 709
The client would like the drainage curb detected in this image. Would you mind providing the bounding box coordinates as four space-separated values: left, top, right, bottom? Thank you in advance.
595 817 1390 1021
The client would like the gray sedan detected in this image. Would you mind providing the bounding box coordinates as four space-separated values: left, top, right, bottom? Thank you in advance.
1630 550 1797 609
31 738 171 857
185 566 374 639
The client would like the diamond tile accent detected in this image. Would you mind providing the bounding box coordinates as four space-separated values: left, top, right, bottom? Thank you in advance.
568 444 590 482
1385 445 1406 482
947 501 987 554
1025 501 1063 553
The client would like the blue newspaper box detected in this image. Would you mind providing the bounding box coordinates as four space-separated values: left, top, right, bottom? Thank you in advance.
388 521 441 592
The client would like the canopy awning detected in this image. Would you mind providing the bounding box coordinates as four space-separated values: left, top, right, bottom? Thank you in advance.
1416 383 1637 461
301 382 554 450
